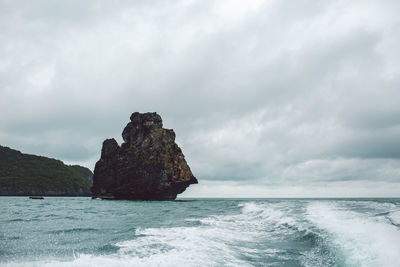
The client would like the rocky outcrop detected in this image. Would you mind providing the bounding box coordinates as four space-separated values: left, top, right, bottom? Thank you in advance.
91 112 197 200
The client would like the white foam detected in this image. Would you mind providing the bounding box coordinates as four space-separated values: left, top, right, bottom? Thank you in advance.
239 201 264 214
117 225 251 266
238 202 301 230
307 201 400 267
389 210 400 225
5 202 283 267
2 202 309 267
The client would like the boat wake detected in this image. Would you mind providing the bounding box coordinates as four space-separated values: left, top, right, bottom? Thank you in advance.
2 199 400 267
306 201 400 267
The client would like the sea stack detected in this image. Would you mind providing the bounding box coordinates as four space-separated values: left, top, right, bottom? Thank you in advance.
91 112 198 200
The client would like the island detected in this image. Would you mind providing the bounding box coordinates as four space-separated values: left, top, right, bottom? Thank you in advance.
0 145 93 196
91 112 198 200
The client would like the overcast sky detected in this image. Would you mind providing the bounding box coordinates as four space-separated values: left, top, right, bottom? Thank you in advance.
1 0 400 197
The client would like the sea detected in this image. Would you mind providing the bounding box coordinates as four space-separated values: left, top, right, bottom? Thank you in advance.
1 197 400 267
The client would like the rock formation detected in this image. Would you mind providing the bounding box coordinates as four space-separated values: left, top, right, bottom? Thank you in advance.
91 112 197 200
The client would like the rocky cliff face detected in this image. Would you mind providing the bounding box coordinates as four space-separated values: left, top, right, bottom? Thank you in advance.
91 112 197 200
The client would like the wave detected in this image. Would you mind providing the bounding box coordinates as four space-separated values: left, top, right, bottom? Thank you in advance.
112 202 291 266
4 200 399 267
46 228 99 235
109 202 325 266
389 211 400 226
307 201 400 267
5 218 37 223
3 202 309 267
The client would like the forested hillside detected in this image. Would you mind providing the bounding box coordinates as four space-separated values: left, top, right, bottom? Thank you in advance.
0 145 92 196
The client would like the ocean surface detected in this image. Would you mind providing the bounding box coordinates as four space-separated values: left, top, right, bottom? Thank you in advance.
1 197 400 267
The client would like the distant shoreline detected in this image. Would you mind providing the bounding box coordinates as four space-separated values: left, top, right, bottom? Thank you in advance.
1 196 399 200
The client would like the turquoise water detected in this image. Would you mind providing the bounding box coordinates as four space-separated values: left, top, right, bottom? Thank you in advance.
1 197 400 266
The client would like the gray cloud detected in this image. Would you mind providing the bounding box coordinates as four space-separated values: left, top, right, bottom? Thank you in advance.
1 0 400 196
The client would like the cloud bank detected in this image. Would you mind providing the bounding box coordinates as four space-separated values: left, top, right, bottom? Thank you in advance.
1 0 400 197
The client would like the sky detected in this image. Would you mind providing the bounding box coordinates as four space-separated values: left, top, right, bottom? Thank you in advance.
1 0 400 197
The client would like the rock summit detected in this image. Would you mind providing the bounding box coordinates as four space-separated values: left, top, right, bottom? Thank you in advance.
91 112 197 200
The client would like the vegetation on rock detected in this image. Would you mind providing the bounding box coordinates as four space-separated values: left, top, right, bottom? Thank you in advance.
0 145 93 196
